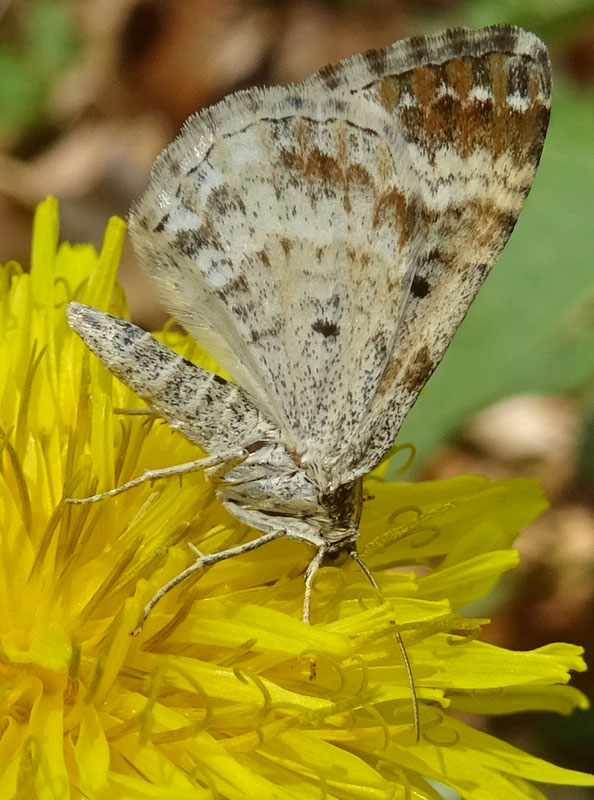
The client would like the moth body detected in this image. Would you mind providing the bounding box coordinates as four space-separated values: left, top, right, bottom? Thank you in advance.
67 24 551 649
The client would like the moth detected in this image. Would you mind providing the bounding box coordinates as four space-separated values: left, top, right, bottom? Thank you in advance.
68 25 550 638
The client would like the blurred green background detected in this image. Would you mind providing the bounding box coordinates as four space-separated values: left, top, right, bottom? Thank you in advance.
0 1 593 797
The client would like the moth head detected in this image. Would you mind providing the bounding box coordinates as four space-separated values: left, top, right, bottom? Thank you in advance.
323 537 358 567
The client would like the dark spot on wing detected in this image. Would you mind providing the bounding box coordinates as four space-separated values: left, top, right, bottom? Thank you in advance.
167 158 180 177
175 225 222 256
500 211 518 236
317 64 341 90
256 249 271 267
424 247 442 263
411 275 430 298
364 47 388 77
312 319 340 338
208 183 246 216
287 95 304 110
154 213 169 233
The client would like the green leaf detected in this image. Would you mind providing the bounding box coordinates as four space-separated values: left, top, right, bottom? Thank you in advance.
0 49 46 132
26 0 79 75
456 0 594 38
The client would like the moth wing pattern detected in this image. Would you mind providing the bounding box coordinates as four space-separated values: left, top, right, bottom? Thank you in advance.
129 90 422 483
129 24 551 488
305 25 551 479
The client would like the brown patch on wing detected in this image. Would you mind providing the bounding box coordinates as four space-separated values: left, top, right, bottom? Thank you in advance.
347 162 374 190
255 249 271 268
304 146 343 187
376 75 401 112
374 344 434 400
375 356 403 396
370 51 549 166
489 53 508 107
445 57 473 100
403 345 434 391
372 186 409 249
413 65 438 106
281 118 375 214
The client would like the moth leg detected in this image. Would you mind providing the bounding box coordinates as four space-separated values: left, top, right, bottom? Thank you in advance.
66 447 248 505
302 547 328 682
205 451 250 481
132 529 286 635
302 546 327 625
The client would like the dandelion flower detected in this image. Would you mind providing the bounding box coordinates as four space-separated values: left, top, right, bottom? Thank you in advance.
0 196 592 798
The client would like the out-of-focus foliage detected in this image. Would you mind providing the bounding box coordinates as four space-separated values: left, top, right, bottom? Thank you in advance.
0 0 79 147
457 0 594 39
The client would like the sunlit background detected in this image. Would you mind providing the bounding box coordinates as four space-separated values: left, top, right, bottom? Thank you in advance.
1 1 593 797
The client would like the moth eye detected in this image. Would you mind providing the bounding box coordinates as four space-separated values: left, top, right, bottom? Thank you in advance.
324 550 349 566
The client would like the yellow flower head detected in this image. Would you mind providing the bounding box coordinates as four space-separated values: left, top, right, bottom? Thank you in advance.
0 197 592 798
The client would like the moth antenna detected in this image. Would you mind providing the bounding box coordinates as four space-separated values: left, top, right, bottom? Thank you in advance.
349 550 420 742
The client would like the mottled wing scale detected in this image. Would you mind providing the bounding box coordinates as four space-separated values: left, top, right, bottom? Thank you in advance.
128 25 551 489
